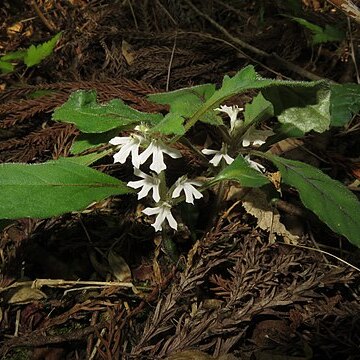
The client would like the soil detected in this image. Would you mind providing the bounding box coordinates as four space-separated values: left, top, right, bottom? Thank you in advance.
0 1 360 359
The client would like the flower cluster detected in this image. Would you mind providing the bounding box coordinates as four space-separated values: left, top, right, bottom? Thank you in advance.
109 128 203 232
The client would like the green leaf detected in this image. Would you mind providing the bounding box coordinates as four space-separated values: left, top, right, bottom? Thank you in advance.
330 83 360 127
53 90 163 133
151 113 185 135
23 32 62 67
148 84 222 134
266 154 360 247
289 17 345 45
1 50 26 61
0 60 14 73
205 66 274 106
244 92 274 126
262 84 330 133
71 129 120 154
65 151 111 166
212 155 269 187
0 158 131 219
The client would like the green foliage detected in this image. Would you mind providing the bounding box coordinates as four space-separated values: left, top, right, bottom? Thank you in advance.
212 155 269 187
148 83 221 135
0 158 131 219
70 129 120 154
23 32 62 67
290 17 345 45
262 84 330 133
330 83 360 126
0 33 61 73
1 65 359 248
244 92 274 126
265 154 360 247
53 90 163 133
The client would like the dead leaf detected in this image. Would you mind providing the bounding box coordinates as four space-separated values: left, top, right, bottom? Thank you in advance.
122 40 136 65
107 250 132 282
227 187 299 244
4 285 46 305
165 350 236 360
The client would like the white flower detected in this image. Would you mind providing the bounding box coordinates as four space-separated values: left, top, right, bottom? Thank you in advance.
202 143 234 167
139 140 182 174
242 128 273 147
172 176 203 204
127 168 161 202
215 105 243 132
245 155 266 173
109 134 144 168
142 202 177 231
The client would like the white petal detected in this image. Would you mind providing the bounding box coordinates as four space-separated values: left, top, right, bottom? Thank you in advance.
139 142 155 164
152 186 161 203
150 146 166 173
109 136 130 145
166 211 178 230
133 168 147 179
142 206 160 216
137 184 152 199
127 179 144 189
161 145 182 159
253 139 266 146
223 154 234 165
113 142 133 164
185 184 203 199
242 139 251 147
172 186 182 199
202 148 217 155
152 207 167 231
209 153 222 166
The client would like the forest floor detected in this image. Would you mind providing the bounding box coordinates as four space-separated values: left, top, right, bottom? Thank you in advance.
0 1 360 359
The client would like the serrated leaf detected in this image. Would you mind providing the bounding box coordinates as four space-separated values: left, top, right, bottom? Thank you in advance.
262 85 330 133
266 154 360 247
244 92 274 126
0 158 131 219
330 83 360 126
66 151 111 166
24 32 62 67
148 84 222 133
1 50 26 61
53 90 163 133
0 60 14 73
186 66 328 132
212 155 269 187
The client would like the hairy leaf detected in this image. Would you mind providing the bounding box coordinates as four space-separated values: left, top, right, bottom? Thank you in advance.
53 90 163 133
148 84 222 133
330 83 360 126
262 85 330 133
212 155 269 187
266 154 360 247
24 32 62 67
0 158 131 219
244 92 274 126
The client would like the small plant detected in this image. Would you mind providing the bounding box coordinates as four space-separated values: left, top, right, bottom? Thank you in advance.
0 65 360 248
0 32 61 74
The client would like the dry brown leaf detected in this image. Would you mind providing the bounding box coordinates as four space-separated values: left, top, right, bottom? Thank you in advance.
5 285 46 305
107 250 132 282
227 187 298 244
122 40 136 65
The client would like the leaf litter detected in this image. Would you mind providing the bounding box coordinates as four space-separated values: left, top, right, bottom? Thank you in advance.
0 0 359 359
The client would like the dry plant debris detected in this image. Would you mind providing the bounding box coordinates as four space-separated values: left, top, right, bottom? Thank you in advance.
0 0 359 359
